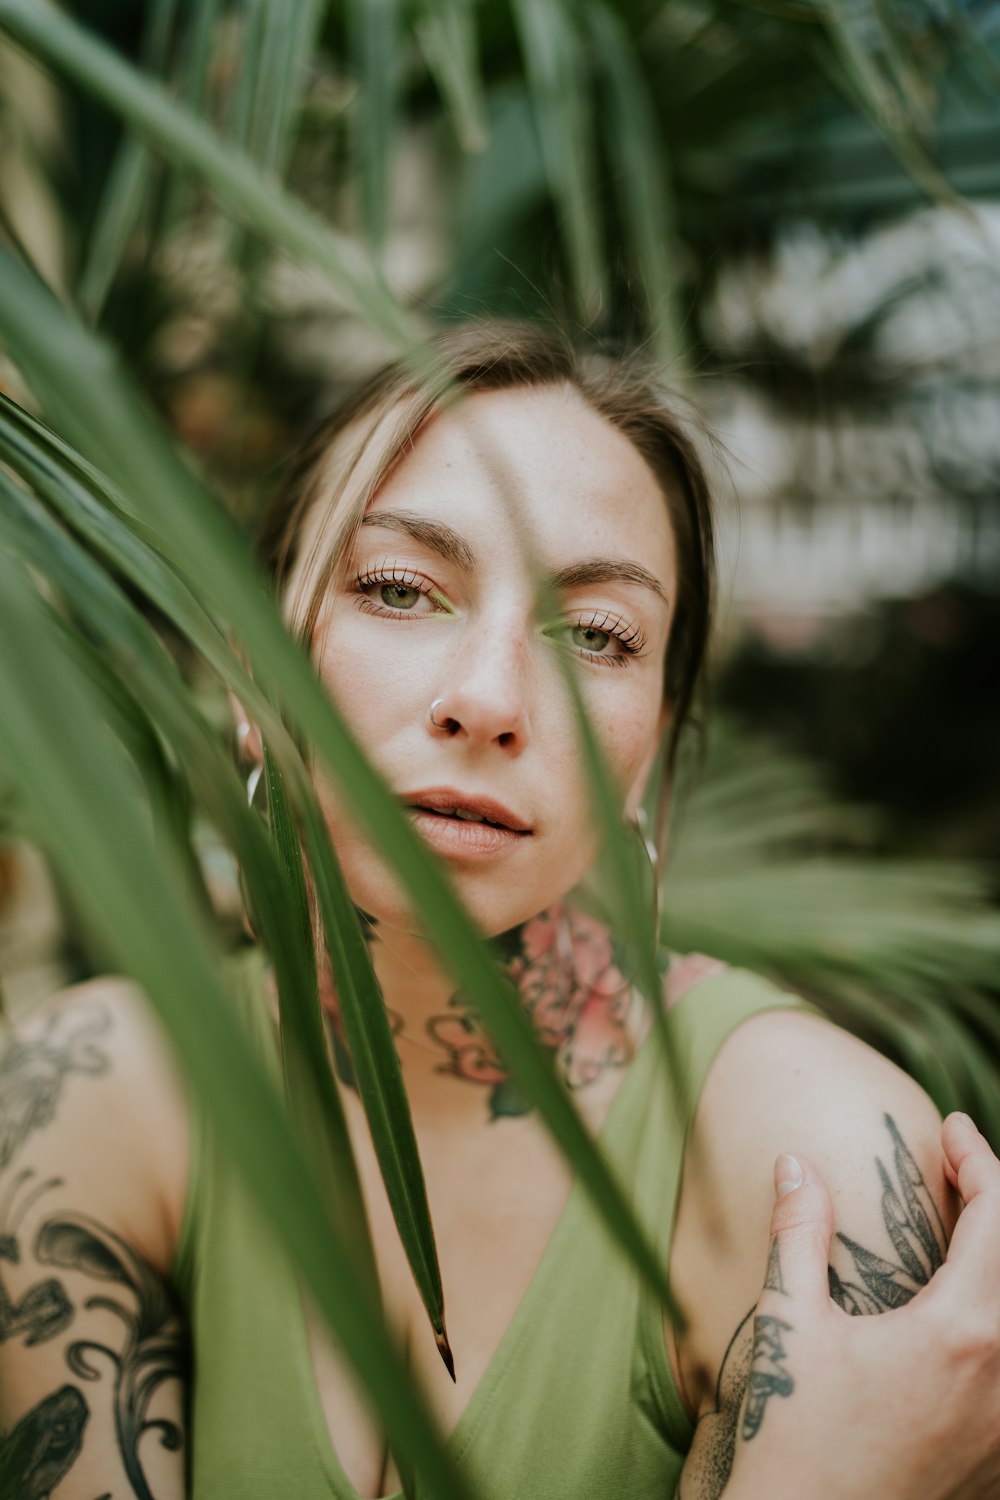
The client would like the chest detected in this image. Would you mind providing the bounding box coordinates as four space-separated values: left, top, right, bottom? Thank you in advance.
185 1043 694 1500
306 1115 579 1497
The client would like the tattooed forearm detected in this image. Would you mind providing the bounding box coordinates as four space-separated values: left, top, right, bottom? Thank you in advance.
828 1113 947 1315
0 1005 110 1170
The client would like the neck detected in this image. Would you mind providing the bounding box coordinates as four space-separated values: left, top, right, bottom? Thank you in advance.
319 902 642 1122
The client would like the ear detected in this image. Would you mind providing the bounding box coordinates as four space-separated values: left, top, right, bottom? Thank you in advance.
623 702 672 821
227 689 263 767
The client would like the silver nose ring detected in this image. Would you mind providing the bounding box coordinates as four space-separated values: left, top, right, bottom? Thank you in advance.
429 699 448 730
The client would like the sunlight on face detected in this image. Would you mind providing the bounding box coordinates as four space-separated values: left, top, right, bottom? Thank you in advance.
310 384 677 937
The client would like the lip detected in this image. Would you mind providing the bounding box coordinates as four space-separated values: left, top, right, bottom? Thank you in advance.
406 809 528 860
401 787 532 834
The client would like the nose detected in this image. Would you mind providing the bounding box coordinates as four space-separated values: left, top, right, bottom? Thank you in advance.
427 620 531 753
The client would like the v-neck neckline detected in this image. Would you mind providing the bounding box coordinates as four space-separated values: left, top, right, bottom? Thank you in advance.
292 1015 664 1500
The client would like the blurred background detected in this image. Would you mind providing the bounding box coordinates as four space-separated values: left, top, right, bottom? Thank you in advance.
1 0 998 1103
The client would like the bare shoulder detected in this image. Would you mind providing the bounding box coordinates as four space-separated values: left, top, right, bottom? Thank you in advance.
669 994 955 1497
693 1003 945 1209
663 950 731 1010
1 972 191 1275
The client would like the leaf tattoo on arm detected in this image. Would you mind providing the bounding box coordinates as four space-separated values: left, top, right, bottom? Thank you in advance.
828 1114 946 1315
680 1113 948 1500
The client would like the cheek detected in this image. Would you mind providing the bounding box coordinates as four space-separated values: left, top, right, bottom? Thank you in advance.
312 609 430 743
585 685 662 807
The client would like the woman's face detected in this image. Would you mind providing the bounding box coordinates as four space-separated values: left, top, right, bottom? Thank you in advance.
309 383 677 938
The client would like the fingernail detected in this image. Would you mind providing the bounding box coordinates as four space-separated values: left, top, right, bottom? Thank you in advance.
775 1154 804 1197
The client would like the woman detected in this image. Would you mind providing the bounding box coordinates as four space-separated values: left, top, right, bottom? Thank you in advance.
1 321 999 1499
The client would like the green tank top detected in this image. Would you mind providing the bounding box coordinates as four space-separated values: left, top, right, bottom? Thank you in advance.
171 949 810 1499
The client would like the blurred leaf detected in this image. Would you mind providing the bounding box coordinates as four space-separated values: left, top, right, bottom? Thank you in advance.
415 0 489 153
77 133 150 324
349 0 402 259
0 0 425 352
0 541 475 1500
821 0 965 209
0 253 683 1342
586 0 683 369
162 0 222 228
76 0 181 323
510 0 605 322
664 722 1000 1144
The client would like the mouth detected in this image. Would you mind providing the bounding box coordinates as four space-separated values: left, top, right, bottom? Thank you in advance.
402 788 532 835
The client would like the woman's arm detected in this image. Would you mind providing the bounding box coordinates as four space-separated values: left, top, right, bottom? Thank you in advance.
0 979 191 1499
724 1114 1000 1500
671 1008 958 1500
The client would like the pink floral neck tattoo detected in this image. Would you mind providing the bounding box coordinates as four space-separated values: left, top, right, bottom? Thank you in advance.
327 903 659 1122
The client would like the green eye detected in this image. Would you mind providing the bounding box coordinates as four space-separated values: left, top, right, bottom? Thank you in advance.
571 624 612 653
380 584 421 609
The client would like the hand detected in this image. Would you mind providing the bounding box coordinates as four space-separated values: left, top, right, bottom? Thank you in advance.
724 1113 1000 1500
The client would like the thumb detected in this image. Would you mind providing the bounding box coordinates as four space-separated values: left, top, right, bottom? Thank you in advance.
761 1152 836 1310
941 1111 1000 1204
936 1111 1000 1301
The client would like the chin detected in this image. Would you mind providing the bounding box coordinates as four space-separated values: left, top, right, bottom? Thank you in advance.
326 807 596 942
340 849 557 943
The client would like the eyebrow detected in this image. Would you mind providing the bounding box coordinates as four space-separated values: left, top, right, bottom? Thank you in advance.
360 510 476 571
359 510 671 607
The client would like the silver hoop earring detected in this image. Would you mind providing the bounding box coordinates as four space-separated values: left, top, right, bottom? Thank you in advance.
429 699 448 730
246 763 264 809
631 807 662 937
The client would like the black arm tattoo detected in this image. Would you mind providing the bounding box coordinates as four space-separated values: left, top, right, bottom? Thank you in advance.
0 1169 73 1347
741 1317 794 1440
0 1383 89 1499
0 1191 187 1499
679 1113 948 1500
740 1231 795 1439
35 1213 188 1500
829 1113 946 1315
0 1005 110 1170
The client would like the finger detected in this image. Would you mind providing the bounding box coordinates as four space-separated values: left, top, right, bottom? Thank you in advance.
935 1114 1000 1298
763 1152 835 1310
942 1112 1000 1204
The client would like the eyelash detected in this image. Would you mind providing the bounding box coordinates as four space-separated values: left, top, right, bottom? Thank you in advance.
352 564 648 667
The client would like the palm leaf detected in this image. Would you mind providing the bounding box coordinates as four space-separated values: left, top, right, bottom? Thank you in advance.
0 0 423 353
415 0 489 154
0 256 682 1332
509 0 605 322
293 777 456 1369
349 0 402 261
0 399 447 1353
76 0 180 323
664 724 1000 1142
586 1 683 369
0 543 475 1500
